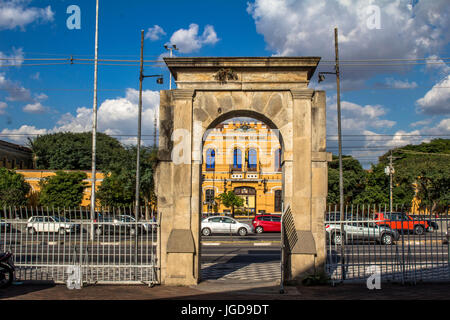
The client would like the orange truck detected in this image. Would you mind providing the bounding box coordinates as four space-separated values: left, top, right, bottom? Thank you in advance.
374 212 429 235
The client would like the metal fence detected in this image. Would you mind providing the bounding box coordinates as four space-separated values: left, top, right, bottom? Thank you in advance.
325 204 450 284
0 206 160 286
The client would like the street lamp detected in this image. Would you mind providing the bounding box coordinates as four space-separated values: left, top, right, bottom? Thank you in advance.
164 44 178 90
318 27 346 281
135 30 163 220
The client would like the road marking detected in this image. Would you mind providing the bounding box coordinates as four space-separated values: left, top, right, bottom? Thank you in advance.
202 242 220 246
254 242 272 246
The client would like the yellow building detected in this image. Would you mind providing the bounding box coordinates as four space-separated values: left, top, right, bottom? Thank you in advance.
16 170 104 207
201 120 282 216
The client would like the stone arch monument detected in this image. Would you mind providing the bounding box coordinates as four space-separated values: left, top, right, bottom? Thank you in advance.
155 57 331 285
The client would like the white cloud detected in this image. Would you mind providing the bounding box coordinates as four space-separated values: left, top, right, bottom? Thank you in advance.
425 55 450 75
384 77 418 89
0 101 6 114
247 0 450 83
0 125 48 143
0 72 32 102
145 25 166 41
2 89 160 145
0 47 23 66
410 119 432 127
22 102 48 114
416 75 450 115
169 23 219 53
0 0 54 30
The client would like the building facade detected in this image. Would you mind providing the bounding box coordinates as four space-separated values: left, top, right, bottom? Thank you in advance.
16 170 104 207
201 120 282 216
0 140 34 169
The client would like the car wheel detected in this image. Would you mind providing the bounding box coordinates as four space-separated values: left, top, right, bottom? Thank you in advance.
58 228 66 235
255 226 264 234
28 227 36 235
381 233 393 245
332 233 343 245
129 228 136 236
414 225 425 235
95 228 102 236
238 228 248 236
201 228 211 236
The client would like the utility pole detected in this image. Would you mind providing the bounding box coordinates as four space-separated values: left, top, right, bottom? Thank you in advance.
135 30 145 220
90 0 100 241
334 27 346 281
164 44 178 90
135 32 164 220
386 150 396 214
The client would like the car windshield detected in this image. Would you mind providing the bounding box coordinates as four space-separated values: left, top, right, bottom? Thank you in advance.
53 216 68 222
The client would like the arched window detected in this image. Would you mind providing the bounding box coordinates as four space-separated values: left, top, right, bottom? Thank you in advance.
275 148 282 171
274 189 282 212
233 148 242 169
247 148 257 171
206 149 215 170
205 189 215 203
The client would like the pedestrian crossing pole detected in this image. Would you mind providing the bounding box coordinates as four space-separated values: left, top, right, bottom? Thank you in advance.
90 0 100 242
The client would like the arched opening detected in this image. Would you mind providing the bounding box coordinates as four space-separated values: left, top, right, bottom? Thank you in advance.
200 113 284 283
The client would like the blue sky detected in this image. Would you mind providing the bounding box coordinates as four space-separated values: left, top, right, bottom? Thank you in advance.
0 0 449 167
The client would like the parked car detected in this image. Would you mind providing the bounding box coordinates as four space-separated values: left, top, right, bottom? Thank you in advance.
423 218 439 232
0 219 11 232
201 216 254 236
93 214 151 236
27 216 80 235
374 212 429 235
325 221 399 245
252 214 281 233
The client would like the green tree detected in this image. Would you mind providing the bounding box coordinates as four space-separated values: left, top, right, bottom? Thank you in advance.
97 146 157 209
216 191 244 217
354 163 389 204
327 155 366 204
29 132 126 171
0 168 31 208
39 171 87 208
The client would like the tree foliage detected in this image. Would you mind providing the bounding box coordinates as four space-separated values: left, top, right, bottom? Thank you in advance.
328 139 449 213
39 171 87 208
0 168 31 208
216 191 244 217
29 132 126 171
327 155 366 204
97 146 157 208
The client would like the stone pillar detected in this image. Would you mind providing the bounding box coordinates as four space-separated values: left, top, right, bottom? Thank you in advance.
311 91 330 274
156 89 200 286
285 89 318 282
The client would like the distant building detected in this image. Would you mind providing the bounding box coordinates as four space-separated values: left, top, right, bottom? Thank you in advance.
0 139 34 169
202 120 282 216
16 170 104 207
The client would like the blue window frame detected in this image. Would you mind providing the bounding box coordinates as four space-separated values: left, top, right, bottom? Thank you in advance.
206 149 215 169
275 148 282 171
248 148 257 169
233 148 242 169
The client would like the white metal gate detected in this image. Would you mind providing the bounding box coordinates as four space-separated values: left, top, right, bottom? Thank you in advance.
0 207 160 286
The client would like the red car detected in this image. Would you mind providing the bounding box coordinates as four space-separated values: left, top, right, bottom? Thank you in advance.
252 214 281 233
374 212 429 235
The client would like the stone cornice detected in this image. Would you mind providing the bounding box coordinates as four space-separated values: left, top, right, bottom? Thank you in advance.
172 89 195 100
290 89 315 100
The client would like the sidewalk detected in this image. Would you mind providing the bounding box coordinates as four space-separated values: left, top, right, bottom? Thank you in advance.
1 280 450 300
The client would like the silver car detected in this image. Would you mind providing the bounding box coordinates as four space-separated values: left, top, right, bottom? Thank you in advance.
325 221 399 245
201 216 254 236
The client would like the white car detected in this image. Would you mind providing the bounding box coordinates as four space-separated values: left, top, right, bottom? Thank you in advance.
27 216 79 235
201 216 254 236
